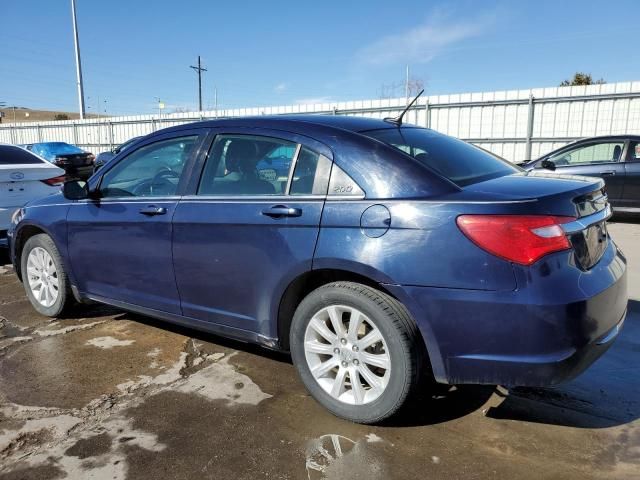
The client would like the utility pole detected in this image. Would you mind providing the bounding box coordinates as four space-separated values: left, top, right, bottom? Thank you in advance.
71 0 86 119
190 56 207 112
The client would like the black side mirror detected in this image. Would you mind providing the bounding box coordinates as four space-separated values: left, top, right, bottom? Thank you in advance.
63 180 89 200
541 159 556 171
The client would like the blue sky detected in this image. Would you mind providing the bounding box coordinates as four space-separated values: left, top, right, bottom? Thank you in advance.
2 0 639 116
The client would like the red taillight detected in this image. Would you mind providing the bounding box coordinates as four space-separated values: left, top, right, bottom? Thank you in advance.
456 215 575 266
54 156 69 166
40 175 66 186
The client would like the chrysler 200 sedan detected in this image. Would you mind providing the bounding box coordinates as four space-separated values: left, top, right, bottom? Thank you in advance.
7 115 627 424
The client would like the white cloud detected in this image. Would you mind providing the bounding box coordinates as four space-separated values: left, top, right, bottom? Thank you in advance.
274 82 289 93
294 96 333 105
357 11 495 66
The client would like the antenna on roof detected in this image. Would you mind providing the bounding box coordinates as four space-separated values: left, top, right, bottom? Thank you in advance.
384 89 424 126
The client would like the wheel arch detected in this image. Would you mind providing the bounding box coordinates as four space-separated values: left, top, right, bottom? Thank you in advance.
13 223 50 281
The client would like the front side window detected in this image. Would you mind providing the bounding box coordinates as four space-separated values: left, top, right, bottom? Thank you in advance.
100 135 197 198
547 142 625 167
363 128 519 187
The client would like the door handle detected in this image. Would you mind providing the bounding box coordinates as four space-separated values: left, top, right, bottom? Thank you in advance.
139 205 167 216
261 205 302 218
600 171 616 176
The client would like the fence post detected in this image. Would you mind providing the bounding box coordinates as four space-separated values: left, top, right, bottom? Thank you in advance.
424 99 430 128
36 124 42 143
108 121 114 150
73 123 78 145
525 94 535 161
10 125 16 145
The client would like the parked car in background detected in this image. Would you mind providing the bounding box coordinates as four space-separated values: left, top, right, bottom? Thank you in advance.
0 144 65 247
521 135 640 213
94 136 143 172
29 142 94 179
8 116 627 424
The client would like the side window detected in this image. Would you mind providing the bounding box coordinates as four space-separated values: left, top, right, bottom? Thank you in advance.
198 135 297 195
548 142 625 166
100 135 197 198
290 147 332 195
628 141 640 162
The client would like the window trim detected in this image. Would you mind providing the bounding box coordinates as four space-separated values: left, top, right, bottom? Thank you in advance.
284 143 302 195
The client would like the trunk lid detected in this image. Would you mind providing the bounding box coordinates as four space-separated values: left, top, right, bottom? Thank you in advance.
0 163 65 183
457 171 611 270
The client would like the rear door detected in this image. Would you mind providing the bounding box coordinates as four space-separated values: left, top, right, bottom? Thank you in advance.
540 140 627 203
67 130 207 313
172 128 332 338
622 139 640 210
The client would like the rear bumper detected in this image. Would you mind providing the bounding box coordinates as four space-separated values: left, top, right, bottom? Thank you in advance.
386 239 628 386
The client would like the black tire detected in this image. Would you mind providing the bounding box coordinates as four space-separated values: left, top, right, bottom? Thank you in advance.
290 281 425 424
20 234 74 317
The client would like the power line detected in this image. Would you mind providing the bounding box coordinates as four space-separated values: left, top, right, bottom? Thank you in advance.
189 56 207 112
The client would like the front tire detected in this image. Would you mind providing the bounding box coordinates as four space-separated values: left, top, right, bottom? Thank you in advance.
21 234 74 317
290 281 424 424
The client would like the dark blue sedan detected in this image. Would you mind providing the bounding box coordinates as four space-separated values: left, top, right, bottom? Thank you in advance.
7 115 627 423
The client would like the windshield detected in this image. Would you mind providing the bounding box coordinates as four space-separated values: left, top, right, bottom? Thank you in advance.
363 128 520 187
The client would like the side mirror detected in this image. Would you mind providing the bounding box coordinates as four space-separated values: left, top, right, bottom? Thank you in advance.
93 160 105 173
63 180 89 200
541 159 556 171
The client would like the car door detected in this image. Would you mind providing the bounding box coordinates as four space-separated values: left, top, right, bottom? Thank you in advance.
67 130 207 313
172 128 332 338
537 140 627 203
622 139 640 210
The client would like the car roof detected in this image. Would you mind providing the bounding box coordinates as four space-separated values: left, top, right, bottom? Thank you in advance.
162 114 409 135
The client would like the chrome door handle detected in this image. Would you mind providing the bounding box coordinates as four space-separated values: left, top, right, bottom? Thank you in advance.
600 171 616 176
261 205 302 218
139 205 167 216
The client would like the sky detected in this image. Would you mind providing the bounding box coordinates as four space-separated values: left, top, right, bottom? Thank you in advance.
1 0 639 116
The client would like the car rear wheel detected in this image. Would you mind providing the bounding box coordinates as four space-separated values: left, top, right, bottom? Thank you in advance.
21 234 74 317
290 281 424 424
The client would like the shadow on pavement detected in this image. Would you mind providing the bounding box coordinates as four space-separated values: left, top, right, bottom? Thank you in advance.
486 300 640 429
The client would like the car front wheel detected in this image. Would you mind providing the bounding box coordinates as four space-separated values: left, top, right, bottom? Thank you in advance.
21 234 74 317
290 281 424 424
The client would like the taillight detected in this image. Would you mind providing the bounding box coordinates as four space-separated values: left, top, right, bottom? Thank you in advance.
40 175 66 186
456 215 575 266
54 156 69 166
87 154 95 163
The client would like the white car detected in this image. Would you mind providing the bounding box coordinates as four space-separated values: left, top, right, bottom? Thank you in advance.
1 144 65 246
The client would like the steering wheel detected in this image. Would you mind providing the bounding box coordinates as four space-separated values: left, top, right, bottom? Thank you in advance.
149 168 179 196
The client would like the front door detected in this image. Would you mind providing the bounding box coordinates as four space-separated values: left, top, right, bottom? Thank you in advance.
542 140 627 203
172 130 332 338
622 139 640 210
67 132 204 313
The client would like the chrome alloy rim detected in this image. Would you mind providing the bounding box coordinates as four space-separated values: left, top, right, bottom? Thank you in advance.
26 247 59 308
303 305 391 405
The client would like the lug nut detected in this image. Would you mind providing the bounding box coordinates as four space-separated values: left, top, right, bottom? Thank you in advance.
333 348 340 354
352 345 359 352
341 361 348 367
353 359 360 366
340 338 347 345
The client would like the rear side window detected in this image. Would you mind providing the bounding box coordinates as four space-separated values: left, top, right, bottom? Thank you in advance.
0 145 44 164
363 128 519 187
290 147 331 195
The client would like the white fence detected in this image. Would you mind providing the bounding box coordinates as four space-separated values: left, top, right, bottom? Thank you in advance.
2 81 640 162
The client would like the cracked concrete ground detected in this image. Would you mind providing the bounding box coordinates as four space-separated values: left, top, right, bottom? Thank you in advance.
0 220 638 479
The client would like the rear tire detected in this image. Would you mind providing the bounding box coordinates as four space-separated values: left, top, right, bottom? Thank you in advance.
21 234 74 317
290 281 424 424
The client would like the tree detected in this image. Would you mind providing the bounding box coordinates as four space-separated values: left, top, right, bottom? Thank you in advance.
54 113 70 121
560 73 606 86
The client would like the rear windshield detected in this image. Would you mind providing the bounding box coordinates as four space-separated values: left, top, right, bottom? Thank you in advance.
363 128 519 187
0 145 44 165
44 142 85 154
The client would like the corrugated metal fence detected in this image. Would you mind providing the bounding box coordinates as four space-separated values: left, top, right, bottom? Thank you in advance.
1 81 639 162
